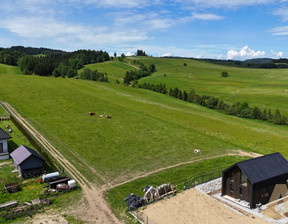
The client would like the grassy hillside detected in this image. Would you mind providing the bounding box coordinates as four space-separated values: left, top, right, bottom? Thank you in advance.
91 57 288 117
0 62 288 185
82 60 136 82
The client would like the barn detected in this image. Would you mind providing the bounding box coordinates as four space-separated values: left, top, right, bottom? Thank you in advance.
222 152 288 208
0 127 12 160
10 145 45 178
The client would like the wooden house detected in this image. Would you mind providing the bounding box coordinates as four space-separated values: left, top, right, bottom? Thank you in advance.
10 145 45 178
222 152 288 208
0 127 11 160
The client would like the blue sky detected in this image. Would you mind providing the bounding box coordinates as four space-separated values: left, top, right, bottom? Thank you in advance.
1 0 288 60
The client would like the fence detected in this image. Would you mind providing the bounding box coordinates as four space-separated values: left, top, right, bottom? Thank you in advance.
184 169 224 189
0 102 69 177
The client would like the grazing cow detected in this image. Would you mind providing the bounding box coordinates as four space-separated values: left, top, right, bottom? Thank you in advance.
105 115 112 119
89 112 95 116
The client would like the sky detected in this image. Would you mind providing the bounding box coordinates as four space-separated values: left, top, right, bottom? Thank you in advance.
1 0 288 60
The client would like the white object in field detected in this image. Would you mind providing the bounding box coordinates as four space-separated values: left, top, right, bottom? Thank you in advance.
68 179 76 189
42 172 60 181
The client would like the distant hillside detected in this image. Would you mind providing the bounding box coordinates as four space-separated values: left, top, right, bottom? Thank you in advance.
8 46 66 56
244 58 273 64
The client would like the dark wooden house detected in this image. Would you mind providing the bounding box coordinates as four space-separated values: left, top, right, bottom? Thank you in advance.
222 152 288 208
10 145 45 178
0 127 11 160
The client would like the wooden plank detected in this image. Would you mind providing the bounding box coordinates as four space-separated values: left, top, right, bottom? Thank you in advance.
0 200 18 209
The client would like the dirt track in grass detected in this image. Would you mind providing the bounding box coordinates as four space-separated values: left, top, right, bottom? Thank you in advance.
0 101 264 223
109 150 263 189
1 102 121 224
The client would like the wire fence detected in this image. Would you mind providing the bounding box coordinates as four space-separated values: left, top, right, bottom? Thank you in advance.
184 169 224 189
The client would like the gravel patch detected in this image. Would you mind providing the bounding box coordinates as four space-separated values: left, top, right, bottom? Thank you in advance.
195 177 222 194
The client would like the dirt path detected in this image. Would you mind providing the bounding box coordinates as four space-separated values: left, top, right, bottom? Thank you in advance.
0 101 265 223
1 102 121 224
110 150 263 189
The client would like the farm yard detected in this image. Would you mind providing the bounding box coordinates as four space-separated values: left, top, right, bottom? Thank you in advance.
1 56 288 223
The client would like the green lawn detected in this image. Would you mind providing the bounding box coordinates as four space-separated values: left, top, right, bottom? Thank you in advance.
0 63 288 185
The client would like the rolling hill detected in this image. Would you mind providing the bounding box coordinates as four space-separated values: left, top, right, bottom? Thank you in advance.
0 60 288 186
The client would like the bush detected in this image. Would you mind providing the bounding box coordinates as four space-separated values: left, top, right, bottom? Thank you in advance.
221 71 229 77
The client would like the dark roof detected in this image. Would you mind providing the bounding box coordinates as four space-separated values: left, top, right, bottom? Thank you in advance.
227 152 288 184
10 145 45 165
0 128 11 140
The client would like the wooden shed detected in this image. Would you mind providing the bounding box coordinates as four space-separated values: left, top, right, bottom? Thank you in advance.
0 127 11 160
10 145 45 179
222 152 288 208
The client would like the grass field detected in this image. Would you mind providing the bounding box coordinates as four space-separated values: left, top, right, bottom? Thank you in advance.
92 57 288 117
0 62 288 186
82 60 136 82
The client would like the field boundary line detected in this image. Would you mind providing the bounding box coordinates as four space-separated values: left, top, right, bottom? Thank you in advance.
109 150 262 189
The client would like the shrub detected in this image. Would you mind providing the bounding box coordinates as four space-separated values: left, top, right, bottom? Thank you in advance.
221 71 229 77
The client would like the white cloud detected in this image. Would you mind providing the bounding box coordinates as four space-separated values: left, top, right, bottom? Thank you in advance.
227 45 265 60
226 45 284 60
175 0 275 8
273 7 288 21
161 53 172 57
125 52 134 56
191 13 224 20
269 26 288 35
0 17 149 46
270 50 284 57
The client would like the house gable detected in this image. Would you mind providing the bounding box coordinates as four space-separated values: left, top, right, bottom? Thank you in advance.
222 152 288 208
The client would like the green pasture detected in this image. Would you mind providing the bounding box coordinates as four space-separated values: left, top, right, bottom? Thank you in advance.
92 57 288 117
81 61 136 82
0 62 288 186
106 155 249 223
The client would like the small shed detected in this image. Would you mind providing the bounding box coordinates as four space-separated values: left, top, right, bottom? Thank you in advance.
222 152 288 208
10 145 45 179
0 127 12 160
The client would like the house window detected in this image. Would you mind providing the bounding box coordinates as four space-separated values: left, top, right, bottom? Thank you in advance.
240 172 247 185
240 188 243 195
0 143 3 153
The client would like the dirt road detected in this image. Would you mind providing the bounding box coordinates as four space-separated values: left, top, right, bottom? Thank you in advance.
1 102 121 224
0 101 264 223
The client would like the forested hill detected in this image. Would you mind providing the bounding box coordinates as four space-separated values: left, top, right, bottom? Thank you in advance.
0 46 110 77
7 46 65 55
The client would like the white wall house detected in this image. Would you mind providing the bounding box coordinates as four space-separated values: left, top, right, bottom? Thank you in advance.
0 127 12 160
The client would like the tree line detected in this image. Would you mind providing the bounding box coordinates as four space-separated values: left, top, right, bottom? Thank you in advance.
79 68 108 82
0 47 110 79
123 63 156 85
137 82 287 125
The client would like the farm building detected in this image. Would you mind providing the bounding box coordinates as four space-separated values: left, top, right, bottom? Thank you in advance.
0 127 12 160
222 152 288 208
10 145 45 178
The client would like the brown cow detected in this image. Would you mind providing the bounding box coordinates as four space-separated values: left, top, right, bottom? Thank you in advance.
89 112 95 116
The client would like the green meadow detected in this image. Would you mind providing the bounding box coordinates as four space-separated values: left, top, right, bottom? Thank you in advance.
0 59 288 186
94 57 288 117
82 60 135 82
